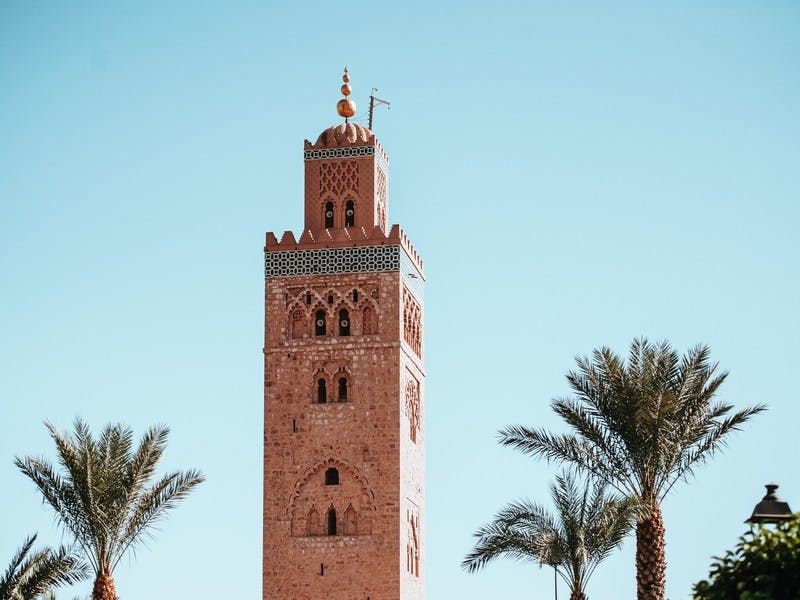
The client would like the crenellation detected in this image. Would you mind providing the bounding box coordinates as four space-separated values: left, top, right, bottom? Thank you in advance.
265 225 424 278
280 230 297 246
298 229 315 245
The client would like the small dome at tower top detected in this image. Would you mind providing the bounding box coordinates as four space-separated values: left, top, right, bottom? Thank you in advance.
314 122 374 147
306 68 381 151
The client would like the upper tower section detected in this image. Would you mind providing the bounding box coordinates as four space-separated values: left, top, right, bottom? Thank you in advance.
303 68 390 234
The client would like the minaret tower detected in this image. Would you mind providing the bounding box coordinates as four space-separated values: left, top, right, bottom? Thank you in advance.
263 69 425 600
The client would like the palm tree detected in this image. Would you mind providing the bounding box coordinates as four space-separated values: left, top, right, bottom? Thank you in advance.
1 534 87 600
463 472 636 600
499 339 764 600
16 419 204 600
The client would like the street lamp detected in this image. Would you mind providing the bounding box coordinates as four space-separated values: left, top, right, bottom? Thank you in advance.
746 483 793 524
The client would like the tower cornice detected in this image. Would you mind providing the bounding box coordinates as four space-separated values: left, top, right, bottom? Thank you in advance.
265 224 424 279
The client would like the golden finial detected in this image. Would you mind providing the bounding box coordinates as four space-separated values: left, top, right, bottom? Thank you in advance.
336 67 356 121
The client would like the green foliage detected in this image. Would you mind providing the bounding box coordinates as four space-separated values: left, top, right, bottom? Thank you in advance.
0 534 87 600
499 339 765 507
496 338 764 599
463 471 637 597
15 419 204 583
693 515 800 600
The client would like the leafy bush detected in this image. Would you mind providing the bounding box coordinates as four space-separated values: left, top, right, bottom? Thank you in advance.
693 514 800 600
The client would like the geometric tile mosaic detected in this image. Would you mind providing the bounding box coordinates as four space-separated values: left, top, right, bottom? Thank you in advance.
265 245 401 278
304 145 388 171
304 146 375 161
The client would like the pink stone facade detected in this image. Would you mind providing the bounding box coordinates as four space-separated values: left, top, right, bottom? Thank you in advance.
264 119 425 599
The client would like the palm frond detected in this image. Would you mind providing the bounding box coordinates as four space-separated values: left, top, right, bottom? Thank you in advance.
113 468 204 568
489 339 762 597
0 534 88 600
506 339 763 505
16 419 204 586
463 471 636 596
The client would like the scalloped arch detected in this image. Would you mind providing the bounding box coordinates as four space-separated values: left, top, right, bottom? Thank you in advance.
287 456 376 518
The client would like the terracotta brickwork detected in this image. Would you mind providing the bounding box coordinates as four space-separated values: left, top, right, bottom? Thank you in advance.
264 120 425 599
303 122 390 236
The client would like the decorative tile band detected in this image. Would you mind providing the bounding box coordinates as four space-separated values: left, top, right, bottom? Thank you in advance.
304 146 375 161
304 145 388 172
266 245 401 278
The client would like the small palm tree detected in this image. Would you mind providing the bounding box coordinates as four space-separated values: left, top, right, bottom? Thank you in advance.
16 419 204 600
463 472 636 600
1 534 87 600
499 339 765 600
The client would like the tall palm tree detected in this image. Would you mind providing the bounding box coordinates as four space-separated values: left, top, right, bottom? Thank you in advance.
499 339 764 600
16 419 204 600
1 534 87 600
463 472 636 600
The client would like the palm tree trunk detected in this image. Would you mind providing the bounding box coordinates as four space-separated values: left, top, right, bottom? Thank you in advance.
569 591 587 600
91 568 117 600
636 504 666 600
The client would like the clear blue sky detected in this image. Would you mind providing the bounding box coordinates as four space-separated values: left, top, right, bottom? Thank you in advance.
1 1 798 598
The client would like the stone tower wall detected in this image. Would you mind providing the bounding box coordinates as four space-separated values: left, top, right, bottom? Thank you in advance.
264 119 424 600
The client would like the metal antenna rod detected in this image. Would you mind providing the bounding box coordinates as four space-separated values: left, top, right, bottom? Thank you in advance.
554 565 558 600
368 88 390 129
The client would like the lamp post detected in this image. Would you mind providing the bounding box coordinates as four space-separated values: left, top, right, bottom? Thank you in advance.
746 483 793 524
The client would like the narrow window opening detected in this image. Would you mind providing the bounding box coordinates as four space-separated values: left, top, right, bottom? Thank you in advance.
327 295 334 304
352 289 358 302
324 202 334 228
315 309 326 336
320 563 324 576
317 379 327 404
339 309 350 336
338 377 348 402
325 467 339 485
305 292 311 305
345 200 355 227
292 418 296 433
327 508 337 535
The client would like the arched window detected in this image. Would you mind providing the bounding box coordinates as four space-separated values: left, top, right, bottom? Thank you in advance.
317 378 327 404
327 507 337 536
325 467 339 485
352 289 358 302
337 377 348 402
339 309 350 336
324 201 334 228
315 309 326 336
345 200 355 227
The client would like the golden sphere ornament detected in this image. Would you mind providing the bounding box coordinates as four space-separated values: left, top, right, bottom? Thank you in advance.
337 98 356 118
336 67 356 119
